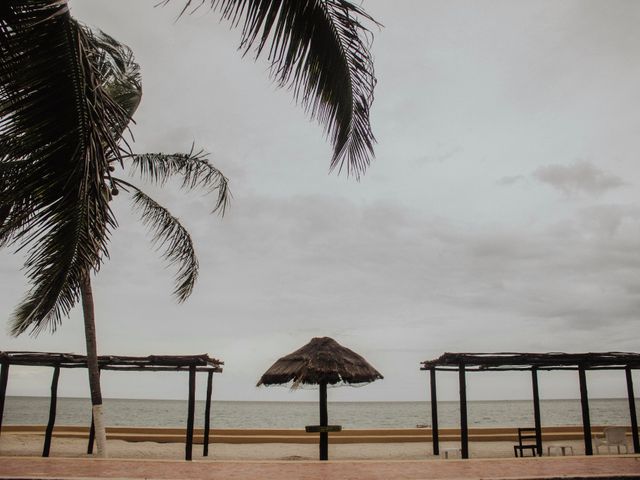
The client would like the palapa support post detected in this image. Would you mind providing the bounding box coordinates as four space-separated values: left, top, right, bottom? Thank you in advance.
531 367 543 456
625 366 639 453
87 414 95 454
185 364 196 461
578 365 593 455
42 365 60 457
429 367 439 456
458 361 469 459
0 361 9 436
203 370 214 457
319 381 329 461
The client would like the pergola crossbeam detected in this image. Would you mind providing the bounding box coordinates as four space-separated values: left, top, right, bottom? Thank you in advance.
422 351 640 459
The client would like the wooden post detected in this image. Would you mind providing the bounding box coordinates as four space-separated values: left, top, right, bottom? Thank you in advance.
459 362 469 459
203 370 213 457
531 367 543 456
0 362 9 436
625 366 639 454
319 381 328 461
87 414 95 454
578 365 593 455
185 365 196 461
430 367 439 456
42 366 60 457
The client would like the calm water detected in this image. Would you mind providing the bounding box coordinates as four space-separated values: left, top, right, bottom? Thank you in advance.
4 397 638 429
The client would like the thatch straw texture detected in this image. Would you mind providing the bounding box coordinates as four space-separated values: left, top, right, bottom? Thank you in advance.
257 337 383 388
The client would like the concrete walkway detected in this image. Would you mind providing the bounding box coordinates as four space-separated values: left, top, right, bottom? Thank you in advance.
0 455 639 479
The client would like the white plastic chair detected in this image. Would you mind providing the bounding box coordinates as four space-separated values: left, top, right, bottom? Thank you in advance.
593 426 629 454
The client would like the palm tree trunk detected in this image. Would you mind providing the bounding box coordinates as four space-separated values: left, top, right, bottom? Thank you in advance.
80 275 107 457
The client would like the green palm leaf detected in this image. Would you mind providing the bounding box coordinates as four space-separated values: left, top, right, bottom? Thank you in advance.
89 29 142 123
161 0 378 177
129 149 230 215
118 182 200 302
0 2 130 335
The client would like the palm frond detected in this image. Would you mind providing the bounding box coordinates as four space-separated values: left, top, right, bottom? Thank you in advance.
159 0 378 177
129 148 230 214
0 160 34 247
0 2 131 335
86 28 142 123
120 181 199 302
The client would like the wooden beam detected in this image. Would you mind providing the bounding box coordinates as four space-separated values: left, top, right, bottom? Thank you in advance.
531 367 542 456
42 366 60 457
203 370 213 457
430 367 439 456
422 351 640 370
319 381 328 461
0 352 223 371
306 425 341 433
0 362 9 436
625 366 639 453
185 365 196 461
578 366 593 455
459 362 469 459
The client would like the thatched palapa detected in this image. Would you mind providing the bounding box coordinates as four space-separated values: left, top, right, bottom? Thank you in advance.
257 336 383 388
257 337 382 461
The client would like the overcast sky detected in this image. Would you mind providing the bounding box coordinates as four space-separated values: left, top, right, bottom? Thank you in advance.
2 0 640 403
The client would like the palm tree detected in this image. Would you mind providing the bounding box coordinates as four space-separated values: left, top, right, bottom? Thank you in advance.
1 12 230 456
0 0 377 457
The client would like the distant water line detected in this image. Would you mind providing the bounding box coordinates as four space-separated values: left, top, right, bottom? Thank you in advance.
4 397 639 429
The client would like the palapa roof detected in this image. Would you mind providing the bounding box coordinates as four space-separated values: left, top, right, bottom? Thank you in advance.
257 337 383 387
421 351 640 371
0 351 223 372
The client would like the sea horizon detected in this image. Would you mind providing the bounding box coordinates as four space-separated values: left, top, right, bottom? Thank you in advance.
5 394 638 402
4 396 638 430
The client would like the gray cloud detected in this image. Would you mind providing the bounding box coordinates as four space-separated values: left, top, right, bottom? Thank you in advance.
3 0 640 402
4 191 640 400
415 146 463 165
497 175 525 186
533 161 626 196
577 204 640 236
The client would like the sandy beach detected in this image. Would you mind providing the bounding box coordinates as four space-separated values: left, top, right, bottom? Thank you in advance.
0 434 593 461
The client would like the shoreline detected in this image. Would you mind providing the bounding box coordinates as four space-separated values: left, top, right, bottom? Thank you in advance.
2 425 635 461
0 434 595 461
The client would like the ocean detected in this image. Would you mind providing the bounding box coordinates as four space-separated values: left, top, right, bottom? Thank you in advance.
3 397 638 429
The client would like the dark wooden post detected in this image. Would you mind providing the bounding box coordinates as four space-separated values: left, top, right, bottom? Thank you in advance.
625 366 639 454
185 365 196 461
87 414 95 454
430 367 439 455
319 381 329 461
42 366 60 457
203 370 214 457
0 361 9 436
531 367 543 456
578 365 593 455
459 362 469 459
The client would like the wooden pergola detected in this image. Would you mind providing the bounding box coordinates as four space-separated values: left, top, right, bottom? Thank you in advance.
0 351 223 461
421 352 640 459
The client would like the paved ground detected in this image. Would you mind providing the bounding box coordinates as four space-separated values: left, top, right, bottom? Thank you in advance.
0 455 639 479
